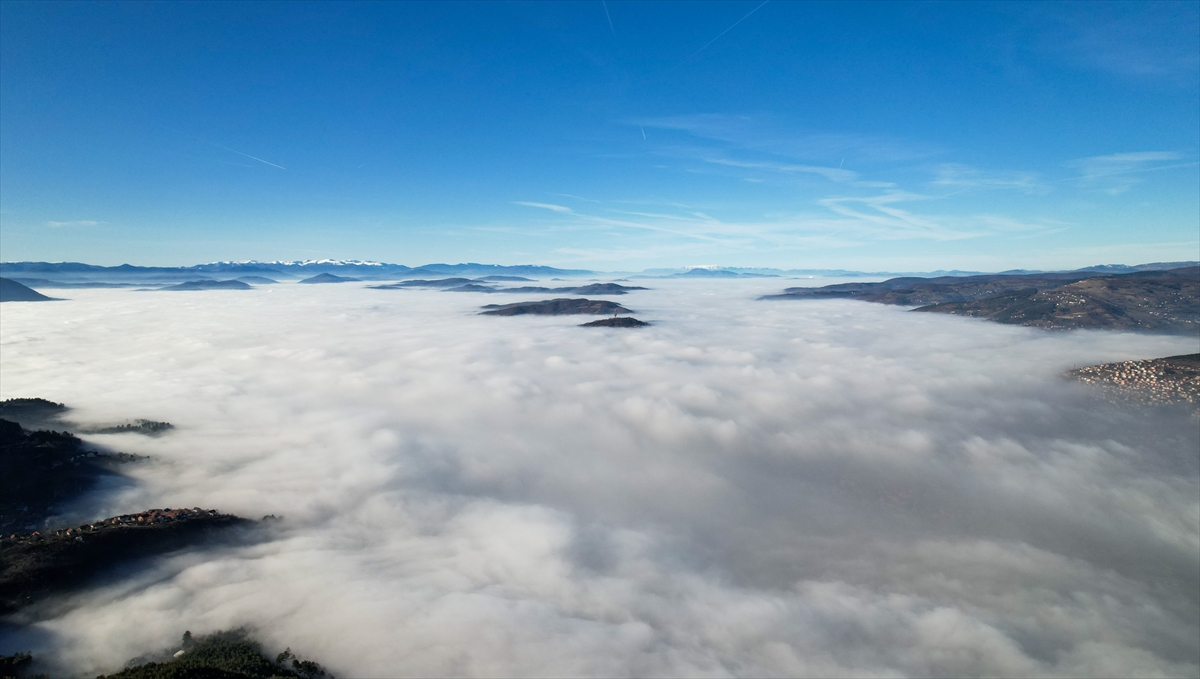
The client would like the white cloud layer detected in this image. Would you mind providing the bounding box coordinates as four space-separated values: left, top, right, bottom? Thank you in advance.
1 281 1197 677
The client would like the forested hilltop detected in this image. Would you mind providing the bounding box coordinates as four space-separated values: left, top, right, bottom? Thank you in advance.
765 265 1199 333
3 629 330 679
0 401 306 677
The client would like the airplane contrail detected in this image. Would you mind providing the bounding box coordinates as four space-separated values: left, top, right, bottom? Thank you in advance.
671 0 770 71
206 142 288 170
602 0 615 37
641 126 647 140
157 124 288 170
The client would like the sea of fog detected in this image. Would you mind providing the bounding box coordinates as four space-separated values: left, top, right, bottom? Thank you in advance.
1 278 1197 677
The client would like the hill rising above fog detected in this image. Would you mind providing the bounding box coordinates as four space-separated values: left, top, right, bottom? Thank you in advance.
373 279 646 295
1067 354 1200 408
912 269 1199 332
580 317 649 328
765 265 1199 334
160 279 253 291
298 273 360 284
481 298 632 316
0 402 247 617
0 277 54 302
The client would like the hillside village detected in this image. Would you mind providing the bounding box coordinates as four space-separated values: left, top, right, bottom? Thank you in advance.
1066 354 1200 407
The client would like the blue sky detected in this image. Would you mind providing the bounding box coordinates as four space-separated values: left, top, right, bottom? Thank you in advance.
1 1 1197 270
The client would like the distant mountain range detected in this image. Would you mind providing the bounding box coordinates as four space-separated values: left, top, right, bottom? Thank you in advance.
0 260 595 286
1 260 1195 288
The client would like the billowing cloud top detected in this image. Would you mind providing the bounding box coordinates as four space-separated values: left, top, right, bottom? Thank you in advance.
0 280 1197 677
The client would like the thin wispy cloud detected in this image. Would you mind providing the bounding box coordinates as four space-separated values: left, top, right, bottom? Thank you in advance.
1065 151 1189 194
638 114 941 164
815 191 1062 242
46 220 100 227
552 194 601 204
932 163 1042 193
571 212 742 245
618 113 1190 264
818 192 977 241
973 213 1068 234
707 157 860 183
1068 151 1182 173
567 113 1188 266
513 201 574 213
505 186 1061 260
610 209 713 222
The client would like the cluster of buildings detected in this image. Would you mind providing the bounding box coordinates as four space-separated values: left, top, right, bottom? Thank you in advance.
6 507 225 542
1067 359 1200 406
